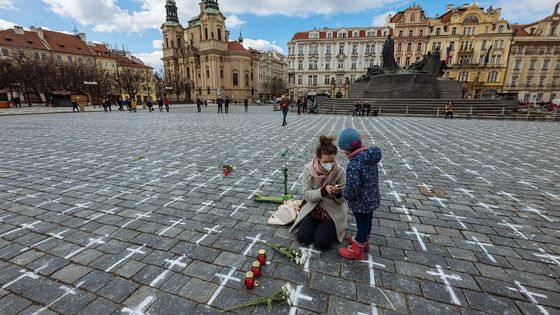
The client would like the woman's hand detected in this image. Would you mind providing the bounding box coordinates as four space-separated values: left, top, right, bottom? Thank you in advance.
326 185 342 196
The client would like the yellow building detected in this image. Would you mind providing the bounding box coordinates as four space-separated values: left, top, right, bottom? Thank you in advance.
388 5 431 67
503 4 560 103
428 4 513 99
161 0 257 102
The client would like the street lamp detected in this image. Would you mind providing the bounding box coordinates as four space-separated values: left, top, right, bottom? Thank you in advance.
84 81 98 108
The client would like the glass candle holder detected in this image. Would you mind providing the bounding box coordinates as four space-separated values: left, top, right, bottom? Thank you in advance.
245 271 255 289
257 249 267 265
252 261 262 277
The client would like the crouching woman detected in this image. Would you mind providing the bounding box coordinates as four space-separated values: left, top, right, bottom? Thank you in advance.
290 136 348 250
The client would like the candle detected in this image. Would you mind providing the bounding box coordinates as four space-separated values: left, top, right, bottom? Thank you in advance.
257 249 267 265
244 271 255 289
252 261 262 277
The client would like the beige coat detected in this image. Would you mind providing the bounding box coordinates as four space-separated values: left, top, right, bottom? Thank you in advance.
290 163 349 243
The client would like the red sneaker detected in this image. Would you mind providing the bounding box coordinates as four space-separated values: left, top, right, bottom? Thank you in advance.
339 238 366 260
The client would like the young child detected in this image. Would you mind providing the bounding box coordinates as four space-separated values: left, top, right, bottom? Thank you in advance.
335 128 382 260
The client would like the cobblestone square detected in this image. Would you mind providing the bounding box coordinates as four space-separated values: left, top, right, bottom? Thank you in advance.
0 107 559 314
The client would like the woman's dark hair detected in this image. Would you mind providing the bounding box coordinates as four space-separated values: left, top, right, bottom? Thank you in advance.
316 135 338 157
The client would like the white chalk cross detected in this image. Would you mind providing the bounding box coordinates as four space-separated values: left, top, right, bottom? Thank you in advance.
426 265 463 305
465 236 496 263
406 227 428 251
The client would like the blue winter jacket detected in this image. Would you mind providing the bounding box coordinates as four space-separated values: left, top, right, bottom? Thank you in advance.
342 147 382 214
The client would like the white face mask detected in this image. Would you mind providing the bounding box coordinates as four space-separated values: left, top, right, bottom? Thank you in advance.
321 162 334 171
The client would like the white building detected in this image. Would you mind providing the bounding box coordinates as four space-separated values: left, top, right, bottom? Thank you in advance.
287 27 391 99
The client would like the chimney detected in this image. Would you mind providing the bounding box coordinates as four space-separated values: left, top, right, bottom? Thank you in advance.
446 4 455 12
199 1 204 12
14 26 24 35
78 32 87 42
30 27 45 40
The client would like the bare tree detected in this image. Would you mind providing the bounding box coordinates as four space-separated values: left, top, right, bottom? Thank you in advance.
114 67 145 101
142 71 156 101
154 70 165 99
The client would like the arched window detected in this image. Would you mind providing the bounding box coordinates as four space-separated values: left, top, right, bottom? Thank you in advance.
498 25 504 33
435 28 441 36
410 13 416 22
165 37 169 48
205 28 209 40
233 73 239 86
218 28 222 41
464 15 479 24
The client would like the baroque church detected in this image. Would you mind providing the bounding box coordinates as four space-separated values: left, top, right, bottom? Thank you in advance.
161 0 257 101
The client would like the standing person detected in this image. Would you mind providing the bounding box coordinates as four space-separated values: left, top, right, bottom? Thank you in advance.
131 99 137 113
244 98 249 112
363 103 370 116
217 97 223 113
157 98 164 112
196 98 202 112
107 99 112 112
164 98 170 112
280 96 290 126
72 100 80 112
102 99 108 112
353 103 362 116
146 99 154 112
290 136 348 250
445 101 453 119
124 98 131 111
337 128 382 260
225 96 230 114
117 99 124 111
297 98 302 115
303 98 308 113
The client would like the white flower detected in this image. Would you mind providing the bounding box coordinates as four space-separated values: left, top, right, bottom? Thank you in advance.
294 250 308 265
281 283 296 306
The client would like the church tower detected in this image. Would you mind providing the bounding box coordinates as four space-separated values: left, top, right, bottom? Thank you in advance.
161 0 184 95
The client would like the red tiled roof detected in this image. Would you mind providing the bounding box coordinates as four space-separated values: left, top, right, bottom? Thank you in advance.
42 30 94 56
512 24 530 36
390 12 404 23
114 53 151 69
228 41 247 52
0 29 48 50
291 32 309 41
438 8 467 23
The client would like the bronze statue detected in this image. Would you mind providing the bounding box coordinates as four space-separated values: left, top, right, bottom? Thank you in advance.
382 35 398 72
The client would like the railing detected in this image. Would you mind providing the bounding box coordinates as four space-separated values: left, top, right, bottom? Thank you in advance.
315 99 559 121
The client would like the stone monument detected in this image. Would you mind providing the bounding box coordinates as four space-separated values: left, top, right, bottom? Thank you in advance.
351 36 462 99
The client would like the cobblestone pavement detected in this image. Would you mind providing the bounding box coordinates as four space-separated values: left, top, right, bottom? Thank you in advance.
0 104 200 116
0 107 559 315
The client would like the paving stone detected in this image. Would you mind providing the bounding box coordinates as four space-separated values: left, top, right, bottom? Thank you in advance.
98 278 139 303
0 294 33 315
77 297 120 315
51 264 92 284
178 277 218 304
310 272 356 299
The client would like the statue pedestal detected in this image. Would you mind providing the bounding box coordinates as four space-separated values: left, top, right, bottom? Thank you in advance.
349 73 462 99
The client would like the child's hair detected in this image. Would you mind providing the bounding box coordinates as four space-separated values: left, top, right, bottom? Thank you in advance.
316 135 338 157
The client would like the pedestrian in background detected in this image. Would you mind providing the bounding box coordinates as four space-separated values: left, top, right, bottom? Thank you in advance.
146 99 154 112
164 98 170 112
280 96 290 126
157 98 164 112
217 97 223 113
445 102 454 119
244 98 249 112
225 96 230 113
72 100 80 112
117 99 124 111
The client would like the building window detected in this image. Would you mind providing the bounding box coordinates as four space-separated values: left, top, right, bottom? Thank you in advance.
245 73 250 86
206 68 210 78
498 25 504 33
338 60 344 69
514 60 522 70
407 43 412 52
338 31 347 38
546 46 553 54
297 75 303 85
327 32 332 39
511 76 518 87
409 30 414 37
481 40 487 50
309 32 319 39
487 71 498 83
220 69 224 79
459 72 469 82
205 28 208 40
536 92 543 102
397 43 402 52
419 30 424 36
352 44 358 54
542 60 550 70
517 46 524 54
34 52 40 60
452 27 457 35
417 43 422 52
298 46 304 55
338 44 345 55
78 57 83 65
67 56 73 64
524 94 531 102
298 61 303 70
1 48 8 56
326 45 331 55
353 31 359 37
399 30 404 37
308 75 317 86
325 59 331 70
351 59 357 69
405 57 411 66
218 28 222 41
435 28 441 36
233 73 239 86
529 60 536 70
553 77 559 87
324 75 330 85
539 77 546 87
526 76 533 86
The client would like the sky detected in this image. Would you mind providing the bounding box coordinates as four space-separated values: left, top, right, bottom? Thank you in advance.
0 0 558 71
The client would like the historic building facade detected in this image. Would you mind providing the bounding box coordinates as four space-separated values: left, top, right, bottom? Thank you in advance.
428 4 514 99
287 26 390 99
252 49 288 101
161 0 257 101
0 26 154 103
387 5 430 67
503 4 560 103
